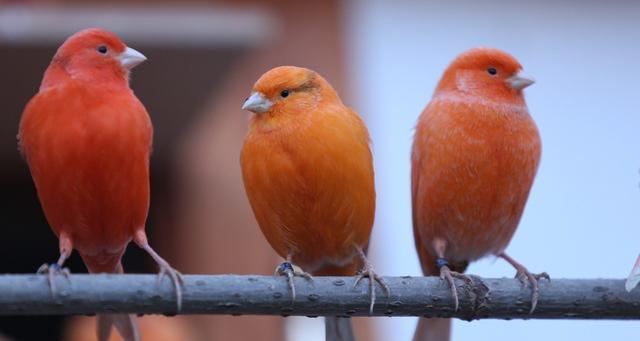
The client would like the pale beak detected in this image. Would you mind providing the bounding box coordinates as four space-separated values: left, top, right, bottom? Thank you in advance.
508 70 535 90
118 47 147 70
242 92 273 113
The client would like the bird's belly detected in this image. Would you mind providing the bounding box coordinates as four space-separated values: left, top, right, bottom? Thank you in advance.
279 222 361 274
245 160 374 275
416 152 537 263
412 87 541 269
78 247 127 274
439 207 521 262
242 115 376 276
30 137 149 256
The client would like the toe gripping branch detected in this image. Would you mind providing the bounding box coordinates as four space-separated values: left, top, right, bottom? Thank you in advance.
433 257 489 318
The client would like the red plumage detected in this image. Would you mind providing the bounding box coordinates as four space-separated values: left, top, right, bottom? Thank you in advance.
19 28 181 341
412 48 547 340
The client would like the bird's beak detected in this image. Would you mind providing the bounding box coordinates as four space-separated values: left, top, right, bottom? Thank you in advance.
118 47 147 70
508 70 535 90
242 92 273 113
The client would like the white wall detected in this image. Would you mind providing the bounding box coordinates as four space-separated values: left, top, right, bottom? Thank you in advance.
345 0 640 340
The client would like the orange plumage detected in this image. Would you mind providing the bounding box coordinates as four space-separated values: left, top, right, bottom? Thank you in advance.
240 66 385 339
411 48 546 340
18 28 181 341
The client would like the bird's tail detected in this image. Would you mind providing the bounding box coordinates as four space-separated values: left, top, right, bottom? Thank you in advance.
626 254 640 292
318 262 360 341
83 256 140 341
412 247 468 341
325 316 355 341
97 314 139 341
413 318 451 341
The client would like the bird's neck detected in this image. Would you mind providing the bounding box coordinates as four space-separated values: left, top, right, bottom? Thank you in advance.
433 90 529 115
40 60 129 92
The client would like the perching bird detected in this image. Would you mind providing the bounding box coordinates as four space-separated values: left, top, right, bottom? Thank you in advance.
240 66 387 341
18 28 182 341
411 48 548 340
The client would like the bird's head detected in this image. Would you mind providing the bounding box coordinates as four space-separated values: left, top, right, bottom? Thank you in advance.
43 28 146 88
242 66 337 119
436 47 534 102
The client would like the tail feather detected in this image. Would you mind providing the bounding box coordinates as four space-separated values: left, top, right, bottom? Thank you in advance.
626 254 640 292
325 316 355 341
97 314 140 341
85 259 140 341
413 318 450 341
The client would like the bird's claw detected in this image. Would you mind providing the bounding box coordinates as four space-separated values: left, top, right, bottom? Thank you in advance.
534 272 551 281
515 270 550 285
439 266 471 312
275 262 313 303
37 263 71 296
353 265 390 315
513 268 548 314
155 260 184 312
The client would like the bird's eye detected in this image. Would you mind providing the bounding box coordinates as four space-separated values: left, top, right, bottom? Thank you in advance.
487 67 497 76
280 90 290 98
97 45 108 54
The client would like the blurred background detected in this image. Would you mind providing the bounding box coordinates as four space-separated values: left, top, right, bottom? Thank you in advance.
0 0 638 340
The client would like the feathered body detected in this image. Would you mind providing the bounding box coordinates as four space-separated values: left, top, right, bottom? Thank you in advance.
18 28 181 341
412 47 540 273
411 48 542 341
20 78 151 273
241 67 384 341
19 29 151 274
241 66 375 276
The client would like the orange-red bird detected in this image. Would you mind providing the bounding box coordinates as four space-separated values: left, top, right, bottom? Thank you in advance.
18 28 182 341
411 48 547 340
240 66 387 340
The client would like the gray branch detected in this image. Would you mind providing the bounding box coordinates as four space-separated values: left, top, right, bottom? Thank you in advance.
0 274 638 320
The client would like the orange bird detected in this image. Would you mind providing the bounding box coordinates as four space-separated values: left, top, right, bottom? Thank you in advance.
18 28 182 341
411 48 548 340
240 66 387 340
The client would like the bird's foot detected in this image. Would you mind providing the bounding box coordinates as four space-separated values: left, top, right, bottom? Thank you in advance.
37 262 71 296
437 259 472 312
154 258 184 312
136 234 185 313
500 252 549 314
353 263 390 315
513 267 549 314
275 262 313 303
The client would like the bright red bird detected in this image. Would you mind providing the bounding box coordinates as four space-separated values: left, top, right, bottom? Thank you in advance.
411 48 548 340
240 66 387 340
18 28 182 341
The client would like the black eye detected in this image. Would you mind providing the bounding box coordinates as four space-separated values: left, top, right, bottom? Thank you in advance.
97 45 108 54
487 67 497 75
280 90 290 98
